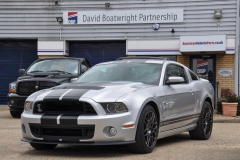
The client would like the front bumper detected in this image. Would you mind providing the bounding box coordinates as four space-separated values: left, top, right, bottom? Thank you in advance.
21 111 137 144
21 138 135 145
8 93 28 111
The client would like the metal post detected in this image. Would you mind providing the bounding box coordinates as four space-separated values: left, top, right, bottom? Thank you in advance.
215 82 219 109
236 0 239 95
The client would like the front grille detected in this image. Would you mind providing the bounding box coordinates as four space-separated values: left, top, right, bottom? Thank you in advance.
17 81 57 95
33 101 97 115
29 124 95 140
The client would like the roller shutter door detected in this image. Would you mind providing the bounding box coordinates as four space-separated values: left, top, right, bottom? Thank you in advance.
69 41 126 66
0 40 37 104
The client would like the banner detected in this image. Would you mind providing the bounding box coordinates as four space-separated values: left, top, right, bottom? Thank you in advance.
197 60 208 74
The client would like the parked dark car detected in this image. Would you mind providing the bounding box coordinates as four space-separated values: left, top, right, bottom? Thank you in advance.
8 57 91 117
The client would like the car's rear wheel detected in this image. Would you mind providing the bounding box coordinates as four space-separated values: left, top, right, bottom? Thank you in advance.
128 105 159 154
30 143 57 150
189 101 213 140
10 110 22 118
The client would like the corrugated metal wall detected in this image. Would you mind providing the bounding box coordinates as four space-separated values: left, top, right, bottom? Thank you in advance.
0 0 237 40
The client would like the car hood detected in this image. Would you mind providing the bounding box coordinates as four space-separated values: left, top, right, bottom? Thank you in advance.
38 81 154 102
17 75 72 84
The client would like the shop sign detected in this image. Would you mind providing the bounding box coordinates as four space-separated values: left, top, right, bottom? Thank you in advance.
180 35 226 52
197 60 208 74
218 68 233 77
63 9 183 24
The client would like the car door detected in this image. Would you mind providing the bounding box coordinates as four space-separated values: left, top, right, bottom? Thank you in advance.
160 64 195 131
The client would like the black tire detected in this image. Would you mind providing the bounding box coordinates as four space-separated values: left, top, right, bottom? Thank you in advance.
10 110 22 118
189 101 213 140
30 143 57 150
128 105 159 154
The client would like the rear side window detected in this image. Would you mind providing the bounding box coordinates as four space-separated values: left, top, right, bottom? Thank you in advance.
188 70 198 80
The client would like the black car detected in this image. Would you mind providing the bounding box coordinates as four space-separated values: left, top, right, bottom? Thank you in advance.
8 57 91 117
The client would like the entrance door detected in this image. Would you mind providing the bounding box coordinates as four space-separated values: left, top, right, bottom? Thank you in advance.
190 55 216 89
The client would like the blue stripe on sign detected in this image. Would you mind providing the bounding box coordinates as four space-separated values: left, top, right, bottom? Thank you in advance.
128 49 179 52
38 50 64 52
226 49 235 51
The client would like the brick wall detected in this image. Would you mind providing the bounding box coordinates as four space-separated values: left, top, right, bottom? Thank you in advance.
38 55 65 58
177 55 190 68
216 54 235 97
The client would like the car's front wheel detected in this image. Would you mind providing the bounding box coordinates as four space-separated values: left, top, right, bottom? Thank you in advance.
30 143 57 150
189 101 213 140
128 105 159 154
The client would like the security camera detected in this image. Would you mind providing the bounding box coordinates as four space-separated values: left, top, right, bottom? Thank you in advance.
105 3 110 8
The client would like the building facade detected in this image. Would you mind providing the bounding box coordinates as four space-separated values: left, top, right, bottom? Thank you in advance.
0 0 239 104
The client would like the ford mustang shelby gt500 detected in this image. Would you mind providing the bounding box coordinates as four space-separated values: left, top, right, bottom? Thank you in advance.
21 57 214 154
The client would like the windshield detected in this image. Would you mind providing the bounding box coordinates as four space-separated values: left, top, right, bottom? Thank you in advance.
27 59 79 75
76 63 162 85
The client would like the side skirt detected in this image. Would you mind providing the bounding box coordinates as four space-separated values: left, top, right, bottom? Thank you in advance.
157 124 197 139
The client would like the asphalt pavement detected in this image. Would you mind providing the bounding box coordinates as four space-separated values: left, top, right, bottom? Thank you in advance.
0 106 240 160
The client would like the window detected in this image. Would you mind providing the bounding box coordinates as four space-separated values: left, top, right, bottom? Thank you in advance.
76 63 162 85
188 70 198 81
165 64 188 84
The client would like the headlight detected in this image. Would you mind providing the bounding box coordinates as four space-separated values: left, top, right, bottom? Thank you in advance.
102 103 128 114
24 101 33 111
9 82 16 93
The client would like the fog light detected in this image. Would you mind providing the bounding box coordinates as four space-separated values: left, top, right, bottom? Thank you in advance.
22 124 26 134
10 100 14 104
109 127 117 136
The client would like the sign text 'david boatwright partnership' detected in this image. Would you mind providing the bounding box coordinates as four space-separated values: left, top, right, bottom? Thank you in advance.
63 9 184 24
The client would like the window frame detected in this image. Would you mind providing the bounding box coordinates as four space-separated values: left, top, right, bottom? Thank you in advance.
188 69 199 81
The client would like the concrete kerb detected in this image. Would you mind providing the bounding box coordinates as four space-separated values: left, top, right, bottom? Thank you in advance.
213 110 240 123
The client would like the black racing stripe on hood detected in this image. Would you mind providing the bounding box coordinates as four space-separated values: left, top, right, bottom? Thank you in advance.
41 114 58 125
61 89 89 100
45 89 69 97
64 86 104 90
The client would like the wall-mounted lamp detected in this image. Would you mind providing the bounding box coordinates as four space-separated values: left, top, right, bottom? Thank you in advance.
56 17 63 23
55 1 58 5
214 9 222 19
171 29 175 33
105 3 110 9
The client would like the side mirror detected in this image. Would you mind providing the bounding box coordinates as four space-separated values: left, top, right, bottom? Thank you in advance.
18 69 25 77
166 76 184 85
70 78 78 83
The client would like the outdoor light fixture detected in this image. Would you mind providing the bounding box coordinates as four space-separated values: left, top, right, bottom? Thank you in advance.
214 9 222 19
105 2 110 9
56 17 63 23
55 1 58 5
171 29 175 33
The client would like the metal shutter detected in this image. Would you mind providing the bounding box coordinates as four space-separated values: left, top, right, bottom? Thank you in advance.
0 40 37 104
69 41 126 66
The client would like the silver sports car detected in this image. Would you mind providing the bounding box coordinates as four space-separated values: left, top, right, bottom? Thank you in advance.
21 57 214 154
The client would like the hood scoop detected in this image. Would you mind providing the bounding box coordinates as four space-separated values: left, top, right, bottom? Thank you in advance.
33 74 50 78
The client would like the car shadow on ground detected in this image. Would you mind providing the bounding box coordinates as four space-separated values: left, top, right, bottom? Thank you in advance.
21 133 191 158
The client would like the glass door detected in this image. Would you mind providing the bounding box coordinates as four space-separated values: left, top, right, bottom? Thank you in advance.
190 55 216 89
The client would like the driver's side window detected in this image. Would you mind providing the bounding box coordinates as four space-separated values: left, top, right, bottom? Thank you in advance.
165 64 188 84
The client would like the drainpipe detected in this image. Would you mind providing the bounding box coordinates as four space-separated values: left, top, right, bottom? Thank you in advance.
236 0 240 95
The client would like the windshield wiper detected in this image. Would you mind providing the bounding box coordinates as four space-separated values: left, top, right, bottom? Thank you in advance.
47 70 72 75
28 70 43 73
